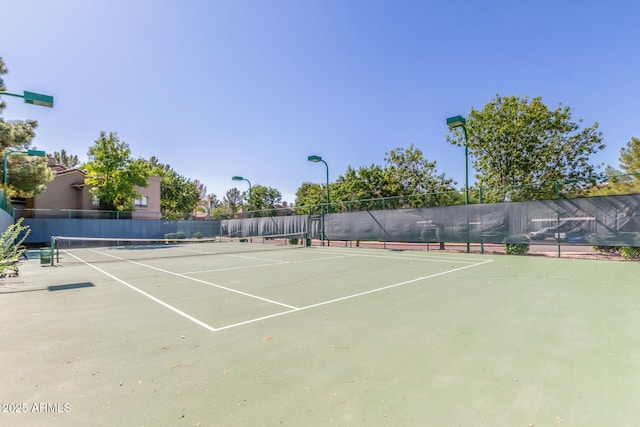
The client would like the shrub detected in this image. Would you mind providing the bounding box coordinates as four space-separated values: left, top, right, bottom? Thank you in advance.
590 236 618 254
176 231 186 239
164 232 177 241
288 238 299 245
0 218 31 275
620 246 640 259
193 232 203 239
590 235 640 255
504 234 530 255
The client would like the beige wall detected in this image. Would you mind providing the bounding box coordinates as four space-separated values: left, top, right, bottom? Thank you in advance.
33 171 161 216
34 170 88 211
132 175 161 219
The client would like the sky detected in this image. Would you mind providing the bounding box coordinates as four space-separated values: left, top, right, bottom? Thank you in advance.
1 0 639 204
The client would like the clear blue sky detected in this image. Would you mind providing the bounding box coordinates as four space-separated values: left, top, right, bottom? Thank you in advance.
2 0 639 204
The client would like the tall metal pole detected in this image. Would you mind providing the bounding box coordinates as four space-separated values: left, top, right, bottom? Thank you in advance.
322 159 329 246
308 155 330 246
463 127 470 253
231 176 252 217
447 115 470 253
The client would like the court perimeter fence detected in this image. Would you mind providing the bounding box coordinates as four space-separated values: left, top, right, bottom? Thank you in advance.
17 193 640 256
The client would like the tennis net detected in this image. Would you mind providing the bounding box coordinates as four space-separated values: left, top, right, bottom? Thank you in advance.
52 232 308 265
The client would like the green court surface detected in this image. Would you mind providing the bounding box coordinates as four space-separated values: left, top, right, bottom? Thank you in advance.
1 245 639 426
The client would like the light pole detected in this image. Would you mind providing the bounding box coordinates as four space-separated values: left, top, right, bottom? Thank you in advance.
307 155 330 246
232 176 252 216
0 90 54 108
447 115 470 253
3 149 47 186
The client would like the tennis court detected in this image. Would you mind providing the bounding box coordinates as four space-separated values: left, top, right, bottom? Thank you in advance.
1 241 639 426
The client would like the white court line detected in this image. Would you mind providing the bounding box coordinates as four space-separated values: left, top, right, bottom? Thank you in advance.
220 253 290 263
63 251 217 332
310 247 481 264
183 253 358 275
65 249 493 333
86 249 299 310
213 258 494 332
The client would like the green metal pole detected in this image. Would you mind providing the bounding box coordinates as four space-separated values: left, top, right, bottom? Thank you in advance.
463 126 470 253
247 180 252 217
479 187 484 254
322 160 329 246
555 180 561 258
50 236 56 266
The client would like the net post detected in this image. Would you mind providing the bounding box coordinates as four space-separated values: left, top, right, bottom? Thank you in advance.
50 236 56 266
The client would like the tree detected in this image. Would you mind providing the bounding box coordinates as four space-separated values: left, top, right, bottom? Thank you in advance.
223 187 243 216
448 95 605 202
193 179 207 201
200 193 220 213
0 57 54 198
245 184 282 216
384 144 460 207
200 193 231 219
331 164 389 210
294 182 325 214
619 137 640 183
4 154 55 198
145 156 200 218
53 149 80 168
193 179 208 212
83 131 149 211
158 171 200 218
585 137 640 196
295 146 458 212
0 58 6 108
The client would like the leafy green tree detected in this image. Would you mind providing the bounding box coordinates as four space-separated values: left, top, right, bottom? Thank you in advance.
53 149 80 168
5 154 55 198
585 137 640 196
295 145 458 212
448 95 605 202
384 144 460 207
200 193 220 213
294 182 325 214
331 164 389 210
200 193 231 219
243 184 282 216
223 187 243 216
145 156 200 218
0 57 54 197
195 180 207 200
158 172 200 218
84 131 150 211
619 137 640 184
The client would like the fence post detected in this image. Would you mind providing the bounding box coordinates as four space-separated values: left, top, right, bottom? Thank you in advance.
479 187 484 254
555 181 561 258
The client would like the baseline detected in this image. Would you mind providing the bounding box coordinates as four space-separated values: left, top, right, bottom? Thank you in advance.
307 247 484 264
